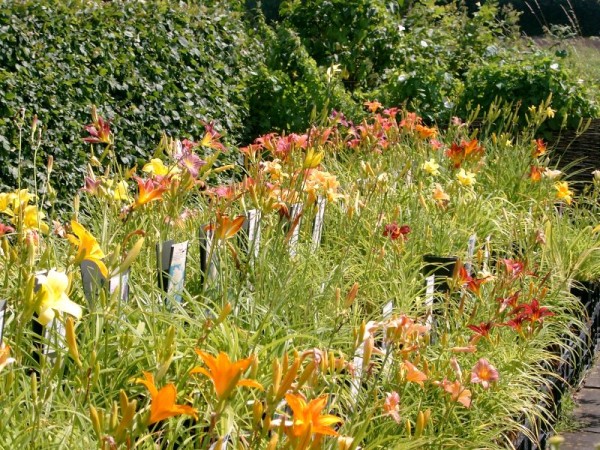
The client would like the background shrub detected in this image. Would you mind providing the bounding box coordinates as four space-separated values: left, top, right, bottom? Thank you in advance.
246 22 359 137
459 53 599 130
0 0 257 202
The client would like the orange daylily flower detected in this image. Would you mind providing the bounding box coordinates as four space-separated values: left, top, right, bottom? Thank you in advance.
529 165 543 182
532 138 547 157
402 360 427 387
133 176 168 209
415 124 437 140
136 372 198 425
206 214 245 240
285 393 343 440
432 183 450 207
0 343 15 373
364 100 382 113
68 220 108 277
190 350 263 401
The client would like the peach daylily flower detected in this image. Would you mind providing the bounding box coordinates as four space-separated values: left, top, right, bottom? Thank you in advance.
136 372 198 425
383 391 401 423
402 360 427 387
470 358 499 389
441 379 471 408
190 350 263 401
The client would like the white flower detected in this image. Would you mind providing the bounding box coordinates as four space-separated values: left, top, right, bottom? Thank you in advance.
543 169 563 180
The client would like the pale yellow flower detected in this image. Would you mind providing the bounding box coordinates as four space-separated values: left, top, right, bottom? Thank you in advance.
546 107 556 118
456 168 476 187
421 159 440 176
36 269 83 326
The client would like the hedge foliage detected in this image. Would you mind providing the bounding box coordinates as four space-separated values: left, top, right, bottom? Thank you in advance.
0 0 256 202
0 0 598 203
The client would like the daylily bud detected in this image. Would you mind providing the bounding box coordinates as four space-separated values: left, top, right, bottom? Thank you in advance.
252 401 263 430
251 354 259 379
415 410 426 437
297 361 317 389
328 351 336 375
277 355 300 399
65 316 82 368
110 401 119 430
345 282 359 308
335 287 341 307
405 418 412 436
90 405 103 439
362 336 374 374
266 433 279 450
216 302 232 325
272 358 281 398
31 372 38 403
46 155 53 175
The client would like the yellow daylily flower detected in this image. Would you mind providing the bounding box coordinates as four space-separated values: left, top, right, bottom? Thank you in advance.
18 205 49 233
303 148 324 169
421 159 440 176
142 158 172 177
554 181 573 205
68 220 108 277
0 193 12 215
36 269 83 326
456 168 476 187
112 180 131 202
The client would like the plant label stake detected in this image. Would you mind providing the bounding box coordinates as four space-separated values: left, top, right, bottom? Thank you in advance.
157 241 189 303
81 261 130 306
350 343 364 404
80 260 104 308
465 234 476 275
381 300 394 369
199 226 219 284
311 196 326 251
425 275 435 327
0 299 6 344
108 269 130 302
483 235 491 271
287 203 303 257
241 209 262 259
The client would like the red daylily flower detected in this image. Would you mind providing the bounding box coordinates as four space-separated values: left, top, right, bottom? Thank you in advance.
513 299 554 324
383 223 411 241
0 223 14 237
83 107 112 145
467 322 496 342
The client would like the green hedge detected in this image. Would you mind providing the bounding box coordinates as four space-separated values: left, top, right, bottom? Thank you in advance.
459 54 599 130
0 0 257 201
